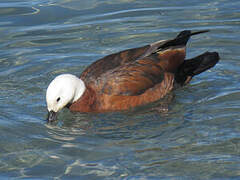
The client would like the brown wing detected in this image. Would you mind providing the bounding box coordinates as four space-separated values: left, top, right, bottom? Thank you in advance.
80 30 209 84
90 58 166 96
80 40 168 82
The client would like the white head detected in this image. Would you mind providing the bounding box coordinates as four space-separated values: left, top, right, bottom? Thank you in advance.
46 74 86 114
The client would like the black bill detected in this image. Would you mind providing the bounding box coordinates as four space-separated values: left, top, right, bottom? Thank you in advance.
47 110 57 122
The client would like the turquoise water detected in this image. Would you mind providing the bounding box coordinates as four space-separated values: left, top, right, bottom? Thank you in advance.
0 0 240 179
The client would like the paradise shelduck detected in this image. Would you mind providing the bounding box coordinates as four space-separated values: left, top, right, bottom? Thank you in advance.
46 30 219 122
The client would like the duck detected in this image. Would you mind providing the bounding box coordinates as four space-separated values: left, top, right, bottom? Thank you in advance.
46 30 219 122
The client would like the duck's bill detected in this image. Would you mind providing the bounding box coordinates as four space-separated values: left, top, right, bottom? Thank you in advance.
47 110 57 122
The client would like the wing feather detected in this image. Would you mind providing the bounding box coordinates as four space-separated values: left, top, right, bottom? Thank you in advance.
92 58 165 96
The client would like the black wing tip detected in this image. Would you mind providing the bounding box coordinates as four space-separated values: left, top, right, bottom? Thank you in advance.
155 29 211 52
190 29 210 36
177 29 210 38
172 29 210 46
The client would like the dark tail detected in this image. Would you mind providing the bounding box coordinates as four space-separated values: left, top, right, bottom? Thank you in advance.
160 30 209 50
175 52 220 85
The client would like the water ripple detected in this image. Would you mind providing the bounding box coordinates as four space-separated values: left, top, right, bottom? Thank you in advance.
0 0 240 179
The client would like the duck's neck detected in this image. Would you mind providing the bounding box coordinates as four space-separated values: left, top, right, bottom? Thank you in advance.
69 85 96 112
72 78 86 103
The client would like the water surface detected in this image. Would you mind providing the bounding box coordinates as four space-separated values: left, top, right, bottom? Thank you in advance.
0 0 240 179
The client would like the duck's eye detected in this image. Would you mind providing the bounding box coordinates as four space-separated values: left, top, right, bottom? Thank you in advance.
56 97 61 102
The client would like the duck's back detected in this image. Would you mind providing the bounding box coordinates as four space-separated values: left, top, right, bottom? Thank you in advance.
80 39 169 83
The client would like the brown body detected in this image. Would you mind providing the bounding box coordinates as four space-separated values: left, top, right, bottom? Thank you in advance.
69 30 219 112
